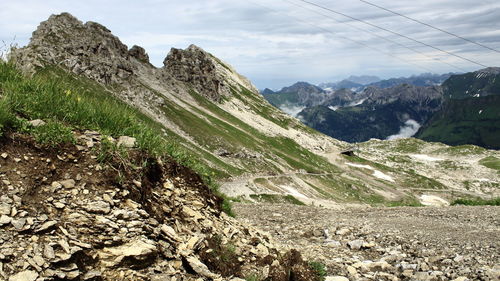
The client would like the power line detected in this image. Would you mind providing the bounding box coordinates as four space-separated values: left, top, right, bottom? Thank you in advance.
283 0 468 72
246 0 437 73
298 0 488 68
359 0 500 53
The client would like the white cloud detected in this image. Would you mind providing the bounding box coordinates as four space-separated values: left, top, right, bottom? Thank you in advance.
1 0 499 88
279 104 306 117
386 119 421 140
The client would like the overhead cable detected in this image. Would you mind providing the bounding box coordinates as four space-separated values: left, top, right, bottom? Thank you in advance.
298 0 488 68
359 0 500 53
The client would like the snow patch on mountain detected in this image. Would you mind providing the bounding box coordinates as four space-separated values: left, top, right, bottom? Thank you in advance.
346 163 394 182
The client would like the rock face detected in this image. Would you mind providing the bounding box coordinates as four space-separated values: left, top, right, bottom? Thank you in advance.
11 13 136 85
163 45 227 102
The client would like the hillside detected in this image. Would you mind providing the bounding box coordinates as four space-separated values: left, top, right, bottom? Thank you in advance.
7 13 500 209
417 69 500 149
261 82 328 116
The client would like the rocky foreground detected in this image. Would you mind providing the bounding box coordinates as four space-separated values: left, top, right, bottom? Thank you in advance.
0 132 321 281
235 203 500 281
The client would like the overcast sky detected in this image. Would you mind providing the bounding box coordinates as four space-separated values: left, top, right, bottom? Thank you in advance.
1 0 500 89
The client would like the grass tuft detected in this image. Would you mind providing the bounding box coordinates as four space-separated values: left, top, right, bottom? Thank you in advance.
451 197 500 206
32 120 75 146
308 261 327 281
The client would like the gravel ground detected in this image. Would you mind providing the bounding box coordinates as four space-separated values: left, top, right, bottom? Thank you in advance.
235 203 500 280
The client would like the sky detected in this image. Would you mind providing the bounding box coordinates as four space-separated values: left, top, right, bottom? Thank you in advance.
1 0 500 89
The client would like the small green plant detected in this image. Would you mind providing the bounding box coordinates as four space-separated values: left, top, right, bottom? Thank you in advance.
451 197 500 206
220 194 236 217
32 120 75 146
199 234 241 276
309 261 327 281
245 274 261 281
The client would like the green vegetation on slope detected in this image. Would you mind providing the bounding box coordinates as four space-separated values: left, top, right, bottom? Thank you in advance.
479 156 500 171
417 95 500 149
442 71 500 100
249 194 306 205
417 70 500 149
451 197 500 206
0 61 237 214
262 91 299 107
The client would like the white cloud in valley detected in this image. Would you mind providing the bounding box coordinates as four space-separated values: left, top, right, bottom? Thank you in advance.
386 119 421 140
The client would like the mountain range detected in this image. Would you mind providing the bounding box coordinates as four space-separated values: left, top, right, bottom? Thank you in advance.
263 71 499 149
316 73 453 92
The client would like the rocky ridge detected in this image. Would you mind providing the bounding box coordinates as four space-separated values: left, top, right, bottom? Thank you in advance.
10 13 256 103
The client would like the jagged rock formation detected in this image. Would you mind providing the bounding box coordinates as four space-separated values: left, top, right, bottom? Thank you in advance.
11 13 136 85
163 45 229 102
10 12 257 104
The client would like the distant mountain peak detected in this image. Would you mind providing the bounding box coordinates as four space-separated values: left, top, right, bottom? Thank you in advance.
476 67 500 75
280 81 325 94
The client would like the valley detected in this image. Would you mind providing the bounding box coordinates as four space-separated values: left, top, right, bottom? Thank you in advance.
263 71 500 149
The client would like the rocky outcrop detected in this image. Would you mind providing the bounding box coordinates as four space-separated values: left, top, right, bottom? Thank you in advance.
10 13 145 85
10 12 258 104
163 45 227 102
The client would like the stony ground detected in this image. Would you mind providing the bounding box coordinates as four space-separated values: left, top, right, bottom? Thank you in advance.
235 203 500 281
0 132 323 281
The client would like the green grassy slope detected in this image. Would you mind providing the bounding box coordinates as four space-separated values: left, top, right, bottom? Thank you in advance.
417 95 500 149
417 70 500 149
